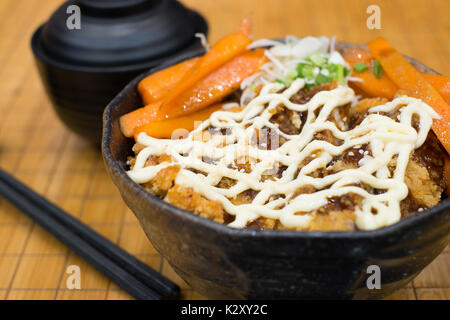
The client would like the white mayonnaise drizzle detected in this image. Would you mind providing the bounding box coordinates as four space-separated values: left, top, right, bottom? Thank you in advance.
128 79 439 230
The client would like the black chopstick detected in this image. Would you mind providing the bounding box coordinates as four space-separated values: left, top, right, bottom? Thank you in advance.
0 168 179 300
0 168 178 298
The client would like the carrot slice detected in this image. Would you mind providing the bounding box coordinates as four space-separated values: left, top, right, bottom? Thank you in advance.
423 74 450 104
368 37 450 153
344 48 450 103
161 19 252 110
119 101 163 138
121 49 264 138
159 49 267 118
134 103 242 139
343 48 398 99
138 57 199 105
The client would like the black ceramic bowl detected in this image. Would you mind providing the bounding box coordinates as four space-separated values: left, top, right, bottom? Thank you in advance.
102 43 450 299
32 0 208 145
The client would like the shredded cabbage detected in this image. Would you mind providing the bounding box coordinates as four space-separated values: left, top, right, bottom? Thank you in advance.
241 36 355 105
195 33 210 51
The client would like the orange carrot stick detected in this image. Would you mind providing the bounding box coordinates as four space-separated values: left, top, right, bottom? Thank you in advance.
424 74 450 104
343 48 398 99
119 101 164 138
121 49 264 138
161 19 252 110
134 103 242 139
138 57 199 105
159 49 267 118
368 37 450 153
344 48 450 103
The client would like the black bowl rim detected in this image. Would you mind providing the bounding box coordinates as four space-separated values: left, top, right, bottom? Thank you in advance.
30 9 208 74
102 41 450 240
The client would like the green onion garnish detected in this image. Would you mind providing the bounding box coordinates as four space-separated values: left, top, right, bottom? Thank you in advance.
297 63 314 78
284 69 298 86
353 62 369 73
344 67 351 76
304 83 314 91
372 60 382 79
325 63 338 74
303 65 314 79
315 73 334 85
296 63 304 77
308 53 327 67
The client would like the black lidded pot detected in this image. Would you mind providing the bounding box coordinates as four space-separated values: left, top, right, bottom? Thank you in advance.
31 0 208 145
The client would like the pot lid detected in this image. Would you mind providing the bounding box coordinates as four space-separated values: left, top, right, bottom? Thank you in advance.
38 0 207 67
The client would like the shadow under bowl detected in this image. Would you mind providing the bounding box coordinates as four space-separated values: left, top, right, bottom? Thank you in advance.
102 42 450 299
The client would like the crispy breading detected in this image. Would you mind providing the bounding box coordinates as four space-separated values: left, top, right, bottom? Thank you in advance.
307 209 356 231
351 97 387 114
350 97 388 126
142 165 180 198
144 154 173 167
132 143 146 154
165 184 225 223
247 217 278 230
404 159 440 208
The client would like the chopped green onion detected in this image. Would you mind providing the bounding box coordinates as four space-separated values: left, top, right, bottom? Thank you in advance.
287 69 298 78
372 60 382 79
275 79 285 85
296 63 304 77
304 83 314 91
296 63 308 78
336 64 344 85
249 84 256 92
308 53 327 67
325 63 338 74
298 61 321 80
284 69 298 85
344 67 351 76
302 65 314 78
353 62 369 73
315 73 333 85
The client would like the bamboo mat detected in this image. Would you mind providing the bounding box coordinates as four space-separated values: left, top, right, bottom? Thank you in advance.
0 0 448 300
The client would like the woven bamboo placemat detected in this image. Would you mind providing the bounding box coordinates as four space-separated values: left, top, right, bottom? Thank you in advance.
0 0 448 300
